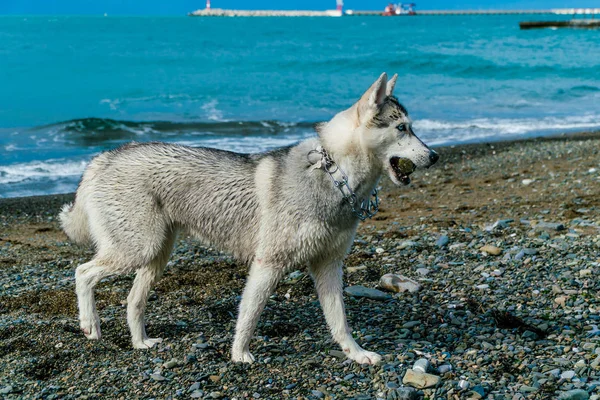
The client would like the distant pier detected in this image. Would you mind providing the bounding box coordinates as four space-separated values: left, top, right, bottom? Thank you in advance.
347 8 600 16
188 8 342 17
188 7 600 18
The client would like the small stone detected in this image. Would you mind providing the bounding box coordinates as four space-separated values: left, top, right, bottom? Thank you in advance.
552 285 563 294
486 219 512 231
480 245 502 255
535 221 566 231
449 243 466 250
548 369 561 378
520 385 539 393
209 375 220 383
415 267 430 276
311 390 325 399
375 247 385 254
0 386 13 395
437 364 453 374
555 296 567 307
458 379 470 390
436 235 450 248
522 330 539 340
558 389 590 400
402 369 440 389
412 358 430 373
163 358 178 369
402 321 420 328
343 373 355 380
346 265 367 273
580 269 592 277
284 270 304 284
522 179 534 185
190 391 203 398
398 240 417 250
344 285 390 301
189 382 201 391
471 385 487 398
329 350 346 359
395 387 418 400
561 370 576 380
385 381 399 389
252 393 260 398
209 392 222 399
379 274 422 293
150 374 165 382
476 284 489 290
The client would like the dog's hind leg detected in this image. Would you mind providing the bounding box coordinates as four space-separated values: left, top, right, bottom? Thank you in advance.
231 259 284 363
127 231 176 349
75 259 114 340
309 261 382 365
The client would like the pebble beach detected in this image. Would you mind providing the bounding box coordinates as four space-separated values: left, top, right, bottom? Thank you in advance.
0 132 599 399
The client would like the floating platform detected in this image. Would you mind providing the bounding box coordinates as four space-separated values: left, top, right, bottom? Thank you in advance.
520 19 600 29
189 8 342 17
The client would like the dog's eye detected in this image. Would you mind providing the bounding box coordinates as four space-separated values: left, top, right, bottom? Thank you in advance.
397 123 407 132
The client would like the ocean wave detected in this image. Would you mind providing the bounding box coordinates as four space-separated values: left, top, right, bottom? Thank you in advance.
416 114 600 145
35 117 317 146
0 160 88 185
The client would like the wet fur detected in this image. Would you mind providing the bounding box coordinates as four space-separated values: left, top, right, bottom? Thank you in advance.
59 73 437 363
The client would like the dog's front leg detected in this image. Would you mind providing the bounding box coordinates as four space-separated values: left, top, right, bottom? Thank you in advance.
309 261 382 365
231 258 283 363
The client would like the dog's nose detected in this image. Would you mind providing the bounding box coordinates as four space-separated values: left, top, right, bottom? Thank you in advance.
429 150 439 166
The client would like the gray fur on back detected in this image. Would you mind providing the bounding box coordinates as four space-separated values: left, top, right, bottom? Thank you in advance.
72 138 367 270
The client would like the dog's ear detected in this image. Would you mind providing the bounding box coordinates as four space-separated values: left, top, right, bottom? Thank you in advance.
386 74 398 97
356 73 388 123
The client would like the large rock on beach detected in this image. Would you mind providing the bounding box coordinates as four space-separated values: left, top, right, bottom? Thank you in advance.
402 369 440 389
379 273 422 293
480 244 502 255
344 285 390 301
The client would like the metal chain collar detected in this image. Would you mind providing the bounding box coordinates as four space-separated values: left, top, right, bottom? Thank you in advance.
307 146 379 221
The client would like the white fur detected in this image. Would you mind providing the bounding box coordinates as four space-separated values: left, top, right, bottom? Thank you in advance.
60 73 437 365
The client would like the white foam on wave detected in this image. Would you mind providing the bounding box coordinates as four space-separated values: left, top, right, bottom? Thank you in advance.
0 160 88 185
201 99 225 122
415 114 600 145
176 131 316 153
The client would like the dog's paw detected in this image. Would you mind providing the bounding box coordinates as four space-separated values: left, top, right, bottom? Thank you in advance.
231 349 255 364
80 317 101 340
132 338 163 349
347 349 382 365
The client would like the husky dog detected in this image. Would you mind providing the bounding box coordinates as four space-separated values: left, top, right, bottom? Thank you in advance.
59 73 438 364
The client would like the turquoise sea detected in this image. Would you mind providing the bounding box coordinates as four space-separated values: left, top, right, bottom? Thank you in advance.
1 15 599 197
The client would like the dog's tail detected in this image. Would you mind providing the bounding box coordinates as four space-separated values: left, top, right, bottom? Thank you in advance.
59 200 92 245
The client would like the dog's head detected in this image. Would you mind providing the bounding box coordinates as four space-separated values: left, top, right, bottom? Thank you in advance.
325 73 438 186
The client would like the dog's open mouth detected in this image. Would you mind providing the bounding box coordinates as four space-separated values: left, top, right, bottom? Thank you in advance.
389 157 416 185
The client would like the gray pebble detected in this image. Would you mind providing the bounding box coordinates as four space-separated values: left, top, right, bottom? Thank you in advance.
558 389 589 400
561 370 576 380
436 235 449 248
344 285 390 301
150 374 165 382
